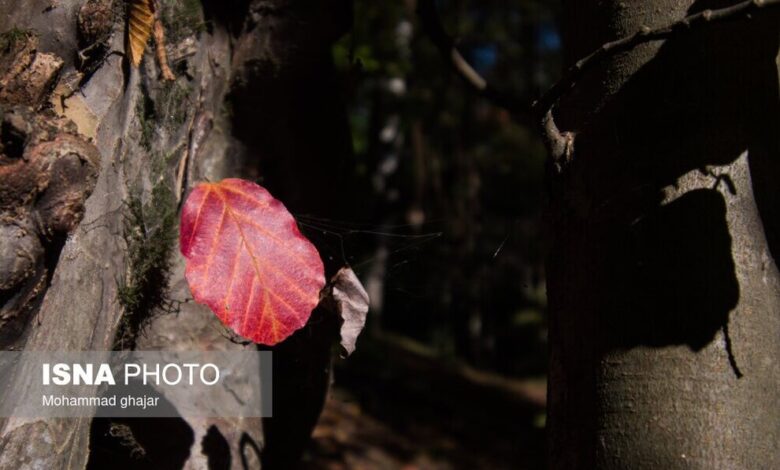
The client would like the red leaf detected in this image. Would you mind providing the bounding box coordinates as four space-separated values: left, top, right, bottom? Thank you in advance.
180 178 325 345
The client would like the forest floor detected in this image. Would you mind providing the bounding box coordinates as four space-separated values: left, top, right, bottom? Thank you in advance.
301 334 547 470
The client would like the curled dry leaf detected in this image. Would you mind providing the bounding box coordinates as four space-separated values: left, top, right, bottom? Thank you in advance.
326 267 370 357
127 0 175 80
127 0 154 67
180 178 326 346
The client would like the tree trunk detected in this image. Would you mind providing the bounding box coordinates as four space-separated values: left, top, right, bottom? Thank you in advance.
0 0 351 468
547 0 780 468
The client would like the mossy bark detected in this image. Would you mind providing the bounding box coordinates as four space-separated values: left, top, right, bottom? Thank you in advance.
0 0 352 468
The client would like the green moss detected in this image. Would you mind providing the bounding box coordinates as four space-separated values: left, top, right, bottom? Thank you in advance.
157 81 191 129
114 181 177 350
150 149 179 181
136 81 191 149
160 0 205 43
136 90 156 151
0 28 34 52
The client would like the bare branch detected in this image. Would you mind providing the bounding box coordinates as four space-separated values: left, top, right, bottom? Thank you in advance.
416 0 532 126
418 0 780 164
532 0 780 119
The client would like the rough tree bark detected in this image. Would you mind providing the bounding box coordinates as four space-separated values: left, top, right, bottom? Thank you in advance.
0 0 352 468
547 0 780 468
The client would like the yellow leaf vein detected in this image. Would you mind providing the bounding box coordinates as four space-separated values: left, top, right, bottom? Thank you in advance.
186 187 211 252
199 199 226 287
212 189 314 321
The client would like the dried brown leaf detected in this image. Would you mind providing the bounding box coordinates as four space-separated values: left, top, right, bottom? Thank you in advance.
329 267 370 356
127 0 155 67
152 18 175 81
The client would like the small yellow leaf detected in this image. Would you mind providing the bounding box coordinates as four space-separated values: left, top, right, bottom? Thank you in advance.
127 0 155 67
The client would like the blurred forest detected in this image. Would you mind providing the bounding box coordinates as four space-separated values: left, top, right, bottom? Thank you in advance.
301 1 562 468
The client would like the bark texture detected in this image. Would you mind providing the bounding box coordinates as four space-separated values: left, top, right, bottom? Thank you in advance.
0 0 352 468
547 0 780 468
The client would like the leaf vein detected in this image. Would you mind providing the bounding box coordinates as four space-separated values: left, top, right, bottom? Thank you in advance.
200 198 226 283
185 187 211 252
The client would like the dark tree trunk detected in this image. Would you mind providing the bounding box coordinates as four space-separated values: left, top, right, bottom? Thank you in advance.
0 0 352 468
547 0 780 468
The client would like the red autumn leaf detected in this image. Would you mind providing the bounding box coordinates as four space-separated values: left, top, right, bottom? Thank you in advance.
180 178 325 345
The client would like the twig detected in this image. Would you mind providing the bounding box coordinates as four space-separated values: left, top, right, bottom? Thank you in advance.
419 0 780 164
152 15 175 81
532 0 780 119
416 0 532 126
175 109 212 207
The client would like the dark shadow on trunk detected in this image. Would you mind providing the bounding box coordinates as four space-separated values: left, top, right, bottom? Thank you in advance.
87 386 194 470
549 1 780 467
202 425 232 470
556 0 778 353
602 188 738 351
259 306 340 469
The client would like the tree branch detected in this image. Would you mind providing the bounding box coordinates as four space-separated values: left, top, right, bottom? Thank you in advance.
416 0 533 126
532 0 780 119
418 0 780 163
